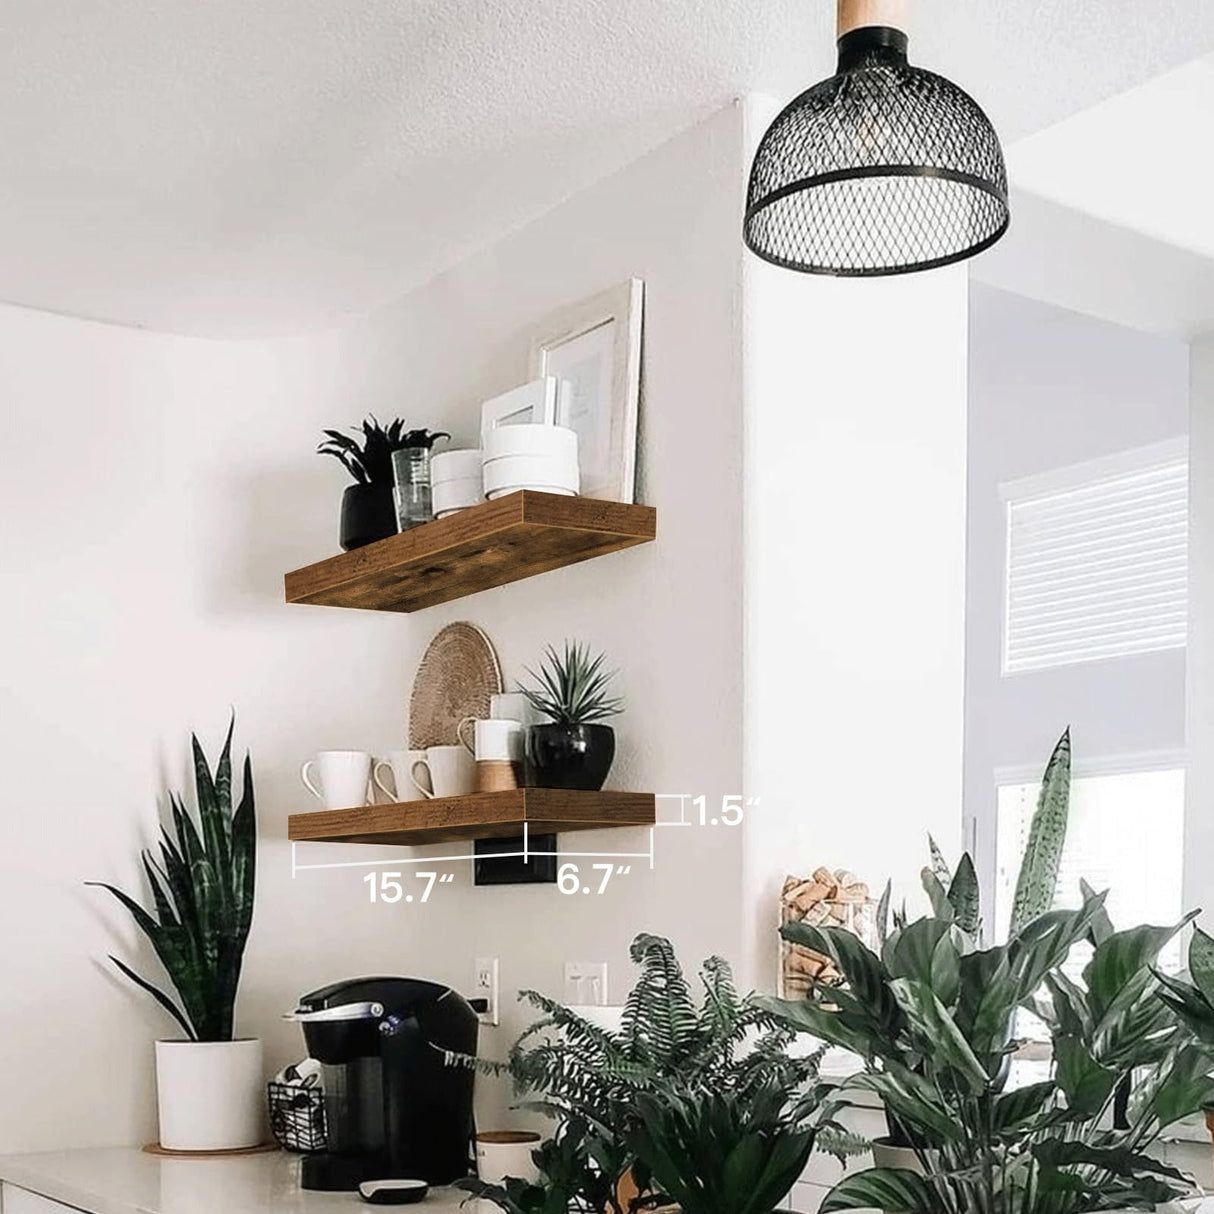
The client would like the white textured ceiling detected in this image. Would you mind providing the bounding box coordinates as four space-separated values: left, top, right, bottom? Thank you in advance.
3 0 1214 336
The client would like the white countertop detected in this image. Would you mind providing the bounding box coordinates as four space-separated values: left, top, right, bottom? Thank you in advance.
0 1148 492 1214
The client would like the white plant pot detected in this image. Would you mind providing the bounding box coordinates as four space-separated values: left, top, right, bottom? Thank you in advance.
155 1039 264 1151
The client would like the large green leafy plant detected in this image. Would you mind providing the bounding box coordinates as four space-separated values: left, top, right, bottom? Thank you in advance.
461 933 846 1214
89 722 256 1042
763 722 1212 1214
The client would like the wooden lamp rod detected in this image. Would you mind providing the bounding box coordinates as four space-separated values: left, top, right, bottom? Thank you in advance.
837 0 909 36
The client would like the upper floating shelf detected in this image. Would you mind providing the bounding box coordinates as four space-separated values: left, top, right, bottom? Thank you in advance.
285 490 657 613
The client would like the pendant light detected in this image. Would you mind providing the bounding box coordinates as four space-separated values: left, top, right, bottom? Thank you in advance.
744 0 1009 276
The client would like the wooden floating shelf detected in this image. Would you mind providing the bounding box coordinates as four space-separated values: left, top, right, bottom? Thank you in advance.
288 788 656 847
284 491 657 613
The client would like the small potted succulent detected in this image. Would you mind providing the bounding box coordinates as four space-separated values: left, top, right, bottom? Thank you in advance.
318 417 449 550
89 721 260 1152
519 640 622 791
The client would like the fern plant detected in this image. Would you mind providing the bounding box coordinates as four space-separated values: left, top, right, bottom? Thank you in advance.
520 640 623 725
88 721 256 1042
459 934 849 1214
318 417 449 485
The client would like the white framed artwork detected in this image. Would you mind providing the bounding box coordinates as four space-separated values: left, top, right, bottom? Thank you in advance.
528 278 644 503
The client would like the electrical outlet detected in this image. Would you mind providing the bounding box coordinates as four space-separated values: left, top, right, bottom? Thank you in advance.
474 956 499 1026
564 961 609 1006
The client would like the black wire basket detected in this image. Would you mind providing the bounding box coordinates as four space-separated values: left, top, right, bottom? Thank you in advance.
267 1081 326 1153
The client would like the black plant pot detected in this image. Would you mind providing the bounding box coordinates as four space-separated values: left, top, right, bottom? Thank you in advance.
340 483 397 552
524 724 615 791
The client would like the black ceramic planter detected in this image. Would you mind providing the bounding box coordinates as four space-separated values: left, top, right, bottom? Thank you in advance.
340 483 398 551
525 724 615 791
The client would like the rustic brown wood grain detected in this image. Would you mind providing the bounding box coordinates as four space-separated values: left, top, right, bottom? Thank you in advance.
284 491 657 613
288 788 656 846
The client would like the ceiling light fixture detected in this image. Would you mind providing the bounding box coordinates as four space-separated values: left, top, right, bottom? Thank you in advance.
744 0 1009 276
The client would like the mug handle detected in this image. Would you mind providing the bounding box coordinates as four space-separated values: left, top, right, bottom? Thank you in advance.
301 760 324 801
410 759 435 800
372 760 396 802
456 716 477 756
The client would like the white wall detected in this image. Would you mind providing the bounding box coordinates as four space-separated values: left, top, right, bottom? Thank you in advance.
741 95 969 984
965 285 1189 895
0 103 748 1148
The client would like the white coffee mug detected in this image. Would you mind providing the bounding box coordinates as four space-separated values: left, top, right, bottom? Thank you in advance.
301 751 372 810
476 1131 542 1185
411 745 475 799
458 716 523 762
373 750 430 803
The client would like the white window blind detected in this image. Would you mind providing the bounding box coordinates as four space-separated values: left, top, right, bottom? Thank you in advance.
1003 447 1188 674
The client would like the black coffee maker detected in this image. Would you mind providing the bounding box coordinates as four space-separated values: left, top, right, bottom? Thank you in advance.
291 976 478 1192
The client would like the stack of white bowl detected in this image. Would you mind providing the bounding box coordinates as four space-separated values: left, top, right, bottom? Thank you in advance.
482 425 579 499
431 449 486 519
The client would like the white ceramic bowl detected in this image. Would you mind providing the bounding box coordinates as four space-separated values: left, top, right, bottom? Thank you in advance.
433 477 484 516
483 453 579 497
432 449 484 482
487 485 576 500
483 424 577 461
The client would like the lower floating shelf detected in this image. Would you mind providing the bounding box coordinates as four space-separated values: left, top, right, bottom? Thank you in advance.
287 788 656 847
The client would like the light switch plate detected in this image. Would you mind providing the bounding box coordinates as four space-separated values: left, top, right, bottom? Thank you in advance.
474 956 499 1026
563 961 608 1006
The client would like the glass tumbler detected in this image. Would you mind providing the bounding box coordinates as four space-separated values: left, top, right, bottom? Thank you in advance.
392 446 434 530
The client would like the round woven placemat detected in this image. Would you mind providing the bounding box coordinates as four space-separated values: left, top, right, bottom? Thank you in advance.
142 1141 279 1158
409 622 503 749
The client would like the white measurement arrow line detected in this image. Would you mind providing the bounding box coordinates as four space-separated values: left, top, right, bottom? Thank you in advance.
293 848 654 873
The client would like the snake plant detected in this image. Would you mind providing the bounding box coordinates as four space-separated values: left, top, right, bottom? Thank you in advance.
88 721 256 1042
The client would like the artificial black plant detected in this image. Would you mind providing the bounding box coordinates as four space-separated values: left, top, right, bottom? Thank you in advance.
520 640 624 791
89 720 256 1042
318 416 449 550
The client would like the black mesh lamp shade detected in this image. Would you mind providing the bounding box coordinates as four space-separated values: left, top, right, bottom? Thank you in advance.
744 0 1009 276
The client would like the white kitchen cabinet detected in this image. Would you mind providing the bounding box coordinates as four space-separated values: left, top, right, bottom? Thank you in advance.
2 1185 83 1214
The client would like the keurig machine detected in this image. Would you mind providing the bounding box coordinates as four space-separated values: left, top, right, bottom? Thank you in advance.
289 976 478 1192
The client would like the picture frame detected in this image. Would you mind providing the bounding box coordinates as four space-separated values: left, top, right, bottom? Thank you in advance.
479 377 561 447
528 278 644 503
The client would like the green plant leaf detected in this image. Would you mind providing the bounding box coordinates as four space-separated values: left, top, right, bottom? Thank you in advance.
889 978 988 1092
108 956 195 1041
1053 1035 1115 1115
1190 927 1214 1006
1009 727 1070 935
919 869 954 923
992 1081 1056 1133
946 853 980 935
820 1168 935 1214
1084 918 1193 1023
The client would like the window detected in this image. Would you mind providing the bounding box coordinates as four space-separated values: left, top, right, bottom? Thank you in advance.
993 766 1185 973
1002 442 1188 674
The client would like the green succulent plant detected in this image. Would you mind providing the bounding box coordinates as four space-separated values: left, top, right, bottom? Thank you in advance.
88 720 256 1042
318 416 449 485
519 640 623 726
